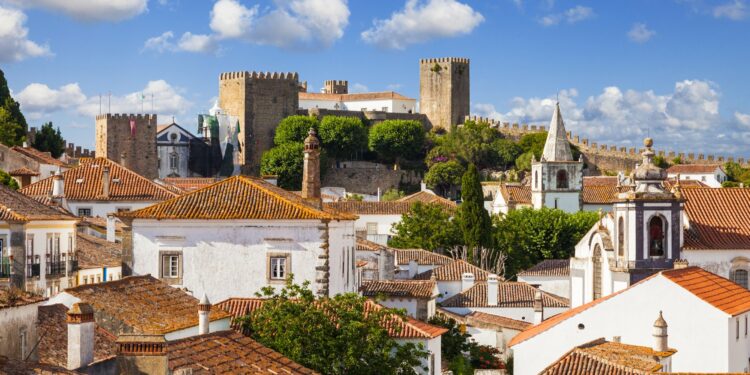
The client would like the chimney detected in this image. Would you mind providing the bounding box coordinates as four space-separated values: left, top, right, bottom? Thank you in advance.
461 273 475 292
533 288 544 324
102 165 110 198
301 128 322 209
673 259 689 269
67 302 95 370
106 214 116 243
612 336 621 343
487 274 499 306
653 311 668 352
116 334 168 375
52 169 64 198
408 260 418 278
198 294 211 335
120 152 129 169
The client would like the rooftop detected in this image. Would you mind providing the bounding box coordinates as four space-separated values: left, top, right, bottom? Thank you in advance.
440 282 569 308
682 188 750 250
324 201 414 215
160 177 221 193
465 311 532 331
11 146 67 166
394 248 453 266
21 158 177 202
8 166 40 176
360 280 437 299
63 275 231 335
0 288 46 309
413 259 490 281
37 304 117 368
356 237 387 252
666 164 724 174
121 176 356 221
0 184 75 222
0 355 77 374
396 191 457 210
75 232 122 270
499 183 532 205
540 339 676 375
518 259 570 277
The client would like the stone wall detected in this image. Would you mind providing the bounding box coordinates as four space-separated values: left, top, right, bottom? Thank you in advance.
95 114 158 179
419 57 470 130
0 143 39 174
219 71 300 175
322 163 423 195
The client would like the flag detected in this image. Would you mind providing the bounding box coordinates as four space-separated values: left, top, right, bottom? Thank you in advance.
130 119 136 137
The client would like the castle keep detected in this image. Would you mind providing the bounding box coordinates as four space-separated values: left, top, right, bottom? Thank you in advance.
419 57 470 130
219 71 299 174
95 114 157 179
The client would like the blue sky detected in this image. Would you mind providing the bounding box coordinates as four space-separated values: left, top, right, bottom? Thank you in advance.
1 0 749 157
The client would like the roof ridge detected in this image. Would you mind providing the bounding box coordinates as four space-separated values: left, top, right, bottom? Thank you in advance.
238 176 335 219
96 158 178 198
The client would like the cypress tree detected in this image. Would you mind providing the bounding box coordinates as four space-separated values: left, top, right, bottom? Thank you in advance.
0 69 28 146
457 164 493 254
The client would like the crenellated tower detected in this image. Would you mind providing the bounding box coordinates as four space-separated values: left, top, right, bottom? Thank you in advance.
419 57 470 131
95 114 157 179
323 80 348 94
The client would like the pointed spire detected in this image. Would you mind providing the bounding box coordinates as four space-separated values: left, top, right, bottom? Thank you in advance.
542 102 574 161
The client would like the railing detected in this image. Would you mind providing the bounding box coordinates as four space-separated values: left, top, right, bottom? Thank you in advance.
46 261 65 276
0 259 9 278
27 264 40 278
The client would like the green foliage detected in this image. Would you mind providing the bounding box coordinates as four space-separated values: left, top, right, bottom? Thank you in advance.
494 208 598 278
368 120 425 162
318 116 368 158
32 122 66 158
238 279 428 375
518 132 548 160
381 188 405 201
0 169 19 190
427 120 510 170
0 69 28 146
722 181 741 188
449 356 474 375
505 355 514 375
274 115 319 145
346 193 364 201
652 155 670 169
431 63 442 73
424 160 465 196
428 314 475 362
493 138 523 169
514 151 534 171
672 156 683 165
469 345 503 369
390 202 461 252
260 143 304 190
456 164 493 252
723 162 750 187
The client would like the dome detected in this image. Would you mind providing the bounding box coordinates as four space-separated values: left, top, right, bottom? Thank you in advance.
654 311 668 328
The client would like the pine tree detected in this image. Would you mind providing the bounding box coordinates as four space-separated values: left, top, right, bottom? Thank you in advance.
457 164 493 255
0 69 28 146
32 122 66 158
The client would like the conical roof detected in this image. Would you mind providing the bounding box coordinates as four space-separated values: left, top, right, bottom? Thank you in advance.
542 102 574 161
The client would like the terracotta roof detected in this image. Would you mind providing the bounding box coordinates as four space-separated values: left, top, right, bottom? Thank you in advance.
466 311 532 331
518 259 570 277
360 280 437 299
397 191 457 209
324 201 413 215
122 176 356 221
75 232 122 269
356 237 386 251
0 288 46 309
413 260 489 281
0 184 76 222
662 266 750 316
0 355 77 374
299 91 413 102
540 339 675 375
11 146 66 166
37 304 117 368
8 166 39 176
499 183 531 204
441 282 569 308
582 177 624 204
667 164 723 174
167 330 318 374
682 188 750 250
663 178 707 189
21 158 177 202
356 260 368 268
395 248 453 266
64 275 231 334
161 177 220 193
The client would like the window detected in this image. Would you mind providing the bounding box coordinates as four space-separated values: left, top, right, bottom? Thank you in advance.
82 276 88 285
366 223 378 235
77 208 92 217
737 318 740 340
270 257 287 280
701 176 706 182
554 198 559 209
169 152 179 170
648 216 666 258
534 171 538 189
159 251 182 283
733 269 749 289
26 235 34 277
618 217 625 257
68 235 73 253
556 169 569 189
116 207 131 214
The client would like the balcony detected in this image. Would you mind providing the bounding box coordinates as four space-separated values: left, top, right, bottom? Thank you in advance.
27 264 40 278
46 261 65 276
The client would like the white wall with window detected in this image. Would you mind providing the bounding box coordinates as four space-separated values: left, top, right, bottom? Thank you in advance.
351 214 402 246
68 201 156 219
683 251 750 287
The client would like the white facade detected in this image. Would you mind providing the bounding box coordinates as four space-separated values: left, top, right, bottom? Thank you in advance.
0 300 42 361
157 123 198 179
130 219 357 302
76 265 122 286
353 213 401 245
67 201 157 219
443 306 568 323
667 168 727 188
376 297 436 320
299 97 416 114
397 337 442 375
516 274 570 299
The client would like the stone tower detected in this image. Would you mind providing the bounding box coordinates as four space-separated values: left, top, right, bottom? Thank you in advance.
323 80 348 94
302 128 321 208
218 71 299 175
95 114 157 179
419 57 470 130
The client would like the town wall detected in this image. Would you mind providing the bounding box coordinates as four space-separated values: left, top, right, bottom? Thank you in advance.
322 163 423 195
419 58 470 130
95 114 158 179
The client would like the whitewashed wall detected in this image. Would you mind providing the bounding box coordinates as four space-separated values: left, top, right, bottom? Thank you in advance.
443 306 568 323
517 275 570 299
68 201 159 219
0 301 41 361
683 249 750 280
398 336 442 375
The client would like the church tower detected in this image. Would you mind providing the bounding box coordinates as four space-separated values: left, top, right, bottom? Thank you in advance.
530 103 583 213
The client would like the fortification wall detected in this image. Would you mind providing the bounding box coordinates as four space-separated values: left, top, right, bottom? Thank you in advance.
322 165 422 195
419 57 470 130
95 114 157 179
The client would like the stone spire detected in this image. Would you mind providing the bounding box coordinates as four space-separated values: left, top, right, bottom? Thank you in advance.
302 128 321 208
542 102 573 162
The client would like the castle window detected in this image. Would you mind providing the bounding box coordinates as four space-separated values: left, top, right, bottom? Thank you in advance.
618 217 625 257
648 216 666 258
556 169 568 189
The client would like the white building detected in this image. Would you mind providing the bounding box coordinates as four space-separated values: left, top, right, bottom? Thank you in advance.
156 122 204 179
667 163 727 188
324 201 412 245
517 259 570 299
9 145 70 181
21 157 177 218
360 279 439 320
413 260 489 302
439 309 531 362
74 232 122 286
0 289 45 362
510 266 750 374
299 90 416 113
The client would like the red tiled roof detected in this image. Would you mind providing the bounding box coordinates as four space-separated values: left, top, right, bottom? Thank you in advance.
167 330 318 374
0 288 45 309
360 280 437 299
0 355 78 374
440 282 569 308
75 232 122 269
663 178 707 189
466 311 532 331
11 146 66 166
499 183 532 204
395 248 453 266
413 260 489 281
540 339 675 375
8 167 39 176
122 176 356 221
37 304 117 368
161 177 220 193
582 177 624 204
518 259 570 277
299 91 413 101
356 237 386 251
667 164 723 174
324 201 413 215
682 188 750 250
661 266 750 316
397 191 457 210
0 184 76 222
21 158 177 202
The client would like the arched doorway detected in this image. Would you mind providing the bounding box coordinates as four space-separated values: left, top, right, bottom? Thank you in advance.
592 244 602 300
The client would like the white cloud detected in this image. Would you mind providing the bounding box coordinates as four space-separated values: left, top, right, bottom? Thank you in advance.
209 0 257 39
78 80 192 119
143 31 174 53
539 5 594 26
361 0 484 49
143 31 218 54
735 111 750 127
350 83 369 93
386 83 403 91
16 83 86 118
4 0 148 21
713 0 747 20
627 23 655 43
0 6 51 62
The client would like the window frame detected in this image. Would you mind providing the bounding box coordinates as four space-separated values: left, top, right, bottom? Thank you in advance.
556 169 569 189
159 250 183 285
77 208 93 217
267 253 291 283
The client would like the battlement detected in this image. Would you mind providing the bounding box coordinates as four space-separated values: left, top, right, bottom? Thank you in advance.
323 80 348 94
219 71 299 81
324 80 347 86
95 113 157 121
420 57 470 64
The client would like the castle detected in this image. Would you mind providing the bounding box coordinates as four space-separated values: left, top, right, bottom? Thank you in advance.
95 114 158 179
419 57 470 130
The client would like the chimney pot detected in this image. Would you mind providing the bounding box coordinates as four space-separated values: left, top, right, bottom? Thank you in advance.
102 165 110 198
487 274 499 306
198 294 211 335
533 288 544 324
461 272 475 292
67 302 95 370
653 311 669 352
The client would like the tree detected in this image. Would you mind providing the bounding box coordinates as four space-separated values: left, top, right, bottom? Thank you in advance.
380 188 405 201
514 151 534 171
238 279 428 375
653 155 670 169
0 69 28 146
32 122 66 158
274 115 319 145
518 132 547 160
389 202 461 252
492 138 522 170
424 161 465 197
318 116 368 159
452 164 494 267
368 120 425 162
260 143 304 190
0 169 19 190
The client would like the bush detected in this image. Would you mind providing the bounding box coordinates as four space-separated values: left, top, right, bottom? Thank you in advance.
424 161 465 197
260 143 305 190
274 116 319 145
369 120 425 162
318 116 368 159
469 345 503 369
381 188 405 201
0 169 19 190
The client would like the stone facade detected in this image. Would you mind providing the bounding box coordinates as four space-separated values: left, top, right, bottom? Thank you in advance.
323 80 348 94
218 71 300 175
419 57 470 130
95 114 158 179
322 164 423 195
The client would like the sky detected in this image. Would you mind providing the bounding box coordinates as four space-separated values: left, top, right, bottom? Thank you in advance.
0 0 749 158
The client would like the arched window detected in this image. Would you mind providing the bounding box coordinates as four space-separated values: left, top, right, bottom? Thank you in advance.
733 269 749 289
648 216 666 258
556 169 568 189
534 171 539 189
592 244 602 300
618 217 625 257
